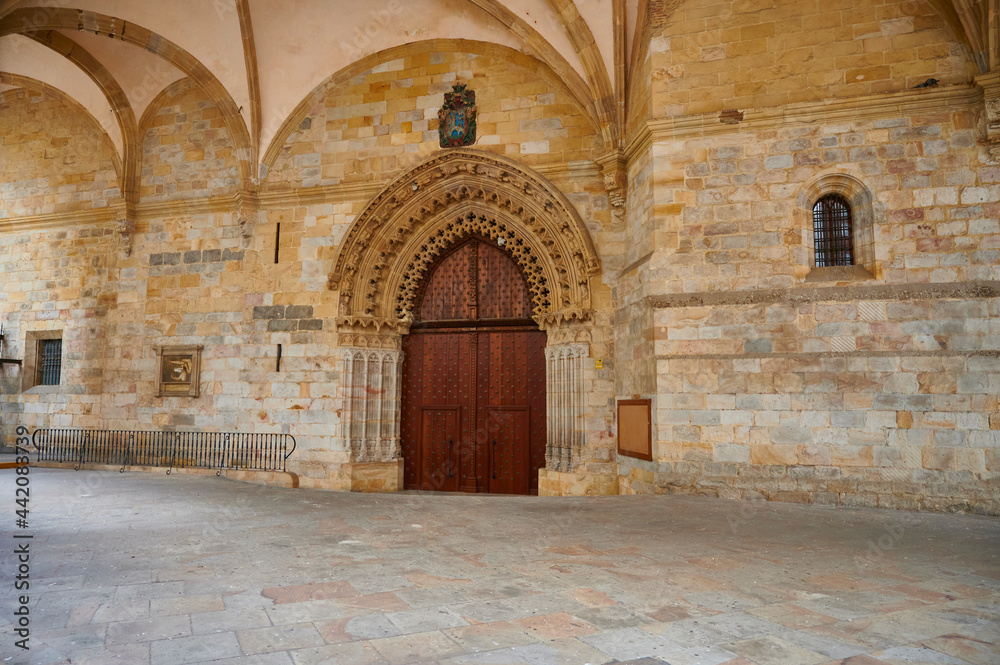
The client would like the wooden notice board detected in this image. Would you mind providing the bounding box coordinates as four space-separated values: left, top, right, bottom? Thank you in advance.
617 399 652 461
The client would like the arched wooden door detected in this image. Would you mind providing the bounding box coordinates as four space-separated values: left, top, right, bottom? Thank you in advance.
400 236 546 494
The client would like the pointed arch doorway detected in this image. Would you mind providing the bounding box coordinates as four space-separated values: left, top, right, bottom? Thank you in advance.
400 235 547 494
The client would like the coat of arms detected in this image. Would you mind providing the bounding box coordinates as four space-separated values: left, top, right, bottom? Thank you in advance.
438 83 477 148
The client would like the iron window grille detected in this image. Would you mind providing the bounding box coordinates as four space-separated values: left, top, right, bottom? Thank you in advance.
38 338 62 385
812 194 854 267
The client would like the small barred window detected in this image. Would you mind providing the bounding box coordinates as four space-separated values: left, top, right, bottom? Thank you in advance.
812 194 853 267
38 338 62 385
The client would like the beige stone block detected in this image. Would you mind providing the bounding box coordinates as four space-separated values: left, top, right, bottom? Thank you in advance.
797 444 830 465
750 443 797 466
830 445 873 467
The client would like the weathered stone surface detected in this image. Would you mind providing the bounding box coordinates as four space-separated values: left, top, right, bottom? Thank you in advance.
253 306 285 320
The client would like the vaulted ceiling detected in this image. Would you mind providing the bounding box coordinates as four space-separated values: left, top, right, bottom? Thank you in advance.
0 0 994 202
0 0 639 199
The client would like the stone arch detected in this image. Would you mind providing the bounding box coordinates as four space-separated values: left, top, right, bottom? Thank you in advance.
796 170 882 278
329 149 601 333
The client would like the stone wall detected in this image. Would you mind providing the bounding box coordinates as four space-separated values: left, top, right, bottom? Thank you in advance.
264 47 605 190
650 0 974 117
614 18 1000 511
140 80 241 203
0 52 618 494
2 10 996 510
0 221 115 428
0 88 120 218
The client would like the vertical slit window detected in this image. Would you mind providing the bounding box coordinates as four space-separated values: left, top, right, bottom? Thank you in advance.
38 338 62 385
813 194 853 267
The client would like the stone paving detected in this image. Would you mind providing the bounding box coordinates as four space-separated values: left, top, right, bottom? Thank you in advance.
1 468 999 665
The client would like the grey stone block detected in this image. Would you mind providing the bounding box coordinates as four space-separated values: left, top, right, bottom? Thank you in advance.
285 305 314 319
744 338 772 353
298 319 322 331
268 319 297 332
253 306 285 320
183 250 202 264
202 249 222 263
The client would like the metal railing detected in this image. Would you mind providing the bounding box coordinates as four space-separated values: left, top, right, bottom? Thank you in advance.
31 429 296 474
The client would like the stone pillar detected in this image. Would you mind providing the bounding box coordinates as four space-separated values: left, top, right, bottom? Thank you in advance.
340 347 404 491
544 343 588 472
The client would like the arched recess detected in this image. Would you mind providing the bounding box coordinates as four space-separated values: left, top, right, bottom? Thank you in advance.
329 148 601 337
0 72 123 181
796 170 883 280
333 149 600 485
21 30 139 207
0 7 253 190
260 39 603 181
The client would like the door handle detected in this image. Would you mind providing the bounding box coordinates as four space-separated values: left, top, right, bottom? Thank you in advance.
492 439 497 480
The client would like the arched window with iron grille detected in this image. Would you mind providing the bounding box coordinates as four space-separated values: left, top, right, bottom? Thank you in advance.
812 194 853 267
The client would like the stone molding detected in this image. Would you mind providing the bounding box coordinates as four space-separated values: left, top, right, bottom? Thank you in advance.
0 163 605 233
544 342 589 473
0 208 115 233
624 83 985 165
328 149 601 332
646 281 1000 309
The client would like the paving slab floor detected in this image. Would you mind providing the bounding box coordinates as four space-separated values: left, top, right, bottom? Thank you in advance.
1 468 998 665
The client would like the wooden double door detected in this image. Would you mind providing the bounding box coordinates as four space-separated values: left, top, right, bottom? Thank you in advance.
400 237 546 494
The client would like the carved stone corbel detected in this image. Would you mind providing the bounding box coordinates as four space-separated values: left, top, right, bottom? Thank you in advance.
110 200 136 257
596 151 627 221
976 73 1000 162
234 190 261 245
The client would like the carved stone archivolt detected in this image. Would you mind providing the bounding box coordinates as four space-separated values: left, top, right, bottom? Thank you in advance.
329 150 601 331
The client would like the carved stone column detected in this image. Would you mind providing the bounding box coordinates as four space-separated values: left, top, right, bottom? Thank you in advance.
544 343 588 472
341 347 403 464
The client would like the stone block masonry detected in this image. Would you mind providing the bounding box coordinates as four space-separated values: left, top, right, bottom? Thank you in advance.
3 2 998 510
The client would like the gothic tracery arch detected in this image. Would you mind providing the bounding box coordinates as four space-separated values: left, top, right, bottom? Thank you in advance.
329 149 601 334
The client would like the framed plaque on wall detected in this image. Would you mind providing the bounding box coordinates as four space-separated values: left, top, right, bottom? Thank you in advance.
154 345 203 397
617 398 652 461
